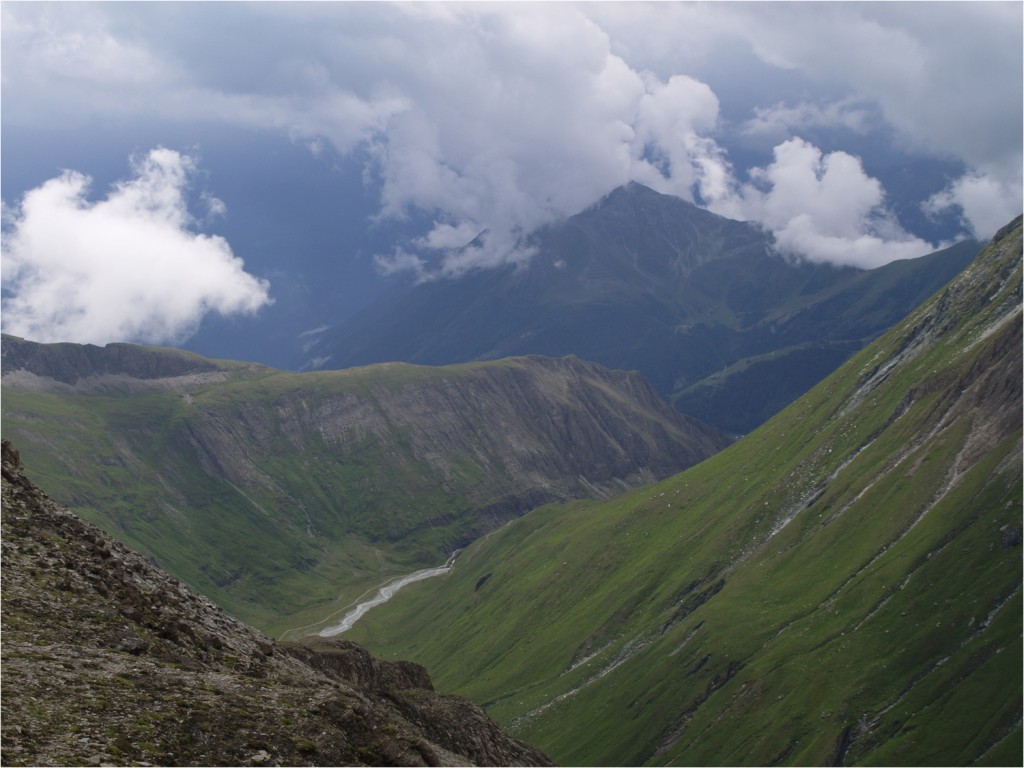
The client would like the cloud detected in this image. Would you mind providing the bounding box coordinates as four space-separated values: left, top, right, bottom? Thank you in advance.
923 174 1024 240
692 2 1021 171
714 2 1023 237
741 98 874 142
709 138 937 268
2 2 1020 277
354 8 746 277
0 3 409 153
360 5 652 276
631 73 729 202
373 248 428 282
1 148 271 345
586 2 1024 240
0 3 739 277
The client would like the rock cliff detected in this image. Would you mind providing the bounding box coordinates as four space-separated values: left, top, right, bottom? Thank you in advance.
1 441 553 767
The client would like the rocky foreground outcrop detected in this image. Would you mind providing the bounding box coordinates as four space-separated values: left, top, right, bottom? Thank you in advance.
0 441 552 767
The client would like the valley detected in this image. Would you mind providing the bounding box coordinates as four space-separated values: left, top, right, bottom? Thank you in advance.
3 6 1020 767
0 441 553 767
1 215 1019 766
327 216 1024 765
1 344 728 634
311 552 459 639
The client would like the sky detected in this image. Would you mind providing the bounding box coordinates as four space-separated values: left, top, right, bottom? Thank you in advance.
1 1 1021 361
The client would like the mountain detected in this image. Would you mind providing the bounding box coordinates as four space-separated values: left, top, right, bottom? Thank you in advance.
0 441 552 767
305 182 979 434
340 216 1023 765
1 343 729 633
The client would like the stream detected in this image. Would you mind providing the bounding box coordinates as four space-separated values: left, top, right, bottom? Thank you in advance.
318 551 459 637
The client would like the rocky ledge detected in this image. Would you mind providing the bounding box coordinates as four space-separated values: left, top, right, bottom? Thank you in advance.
0 441 552 767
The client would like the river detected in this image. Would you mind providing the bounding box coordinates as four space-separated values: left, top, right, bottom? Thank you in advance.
318 551 458 637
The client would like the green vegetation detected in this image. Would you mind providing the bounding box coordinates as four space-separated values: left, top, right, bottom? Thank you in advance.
348 219 1023 765
1 198 1015 765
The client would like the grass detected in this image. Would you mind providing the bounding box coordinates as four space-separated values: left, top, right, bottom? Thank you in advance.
1 373 476 628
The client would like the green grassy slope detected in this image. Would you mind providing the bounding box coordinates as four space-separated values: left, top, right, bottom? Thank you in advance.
347 218 1023 765
1 364 400 630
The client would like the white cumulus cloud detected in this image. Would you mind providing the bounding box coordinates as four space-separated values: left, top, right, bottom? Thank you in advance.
1 148 272 345
923 173 1023 241
352 7 746 278
741 98 874 142
709 138 937 268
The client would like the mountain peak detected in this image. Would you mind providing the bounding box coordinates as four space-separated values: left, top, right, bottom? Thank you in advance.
607 179 663 198
308 193 978 434
562 181 763 257
589 180 699 213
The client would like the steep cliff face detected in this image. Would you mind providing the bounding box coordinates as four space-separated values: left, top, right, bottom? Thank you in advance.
2 349 729 630
1 441 552 767
171 355 728 515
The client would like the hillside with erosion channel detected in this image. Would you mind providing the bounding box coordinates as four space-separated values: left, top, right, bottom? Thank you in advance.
339 216 1023 766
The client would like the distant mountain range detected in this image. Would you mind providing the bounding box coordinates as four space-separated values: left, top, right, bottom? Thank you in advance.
305 183 979 434
343 215 1023 766
1 341 727 632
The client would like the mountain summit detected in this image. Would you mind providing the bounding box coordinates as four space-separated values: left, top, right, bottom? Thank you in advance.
304 183 979 434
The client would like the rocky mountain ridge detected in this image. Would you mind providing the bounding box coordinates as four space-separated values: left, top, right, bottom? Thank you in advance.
0 336 244 386
1 440 553 767
2 348 728 631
